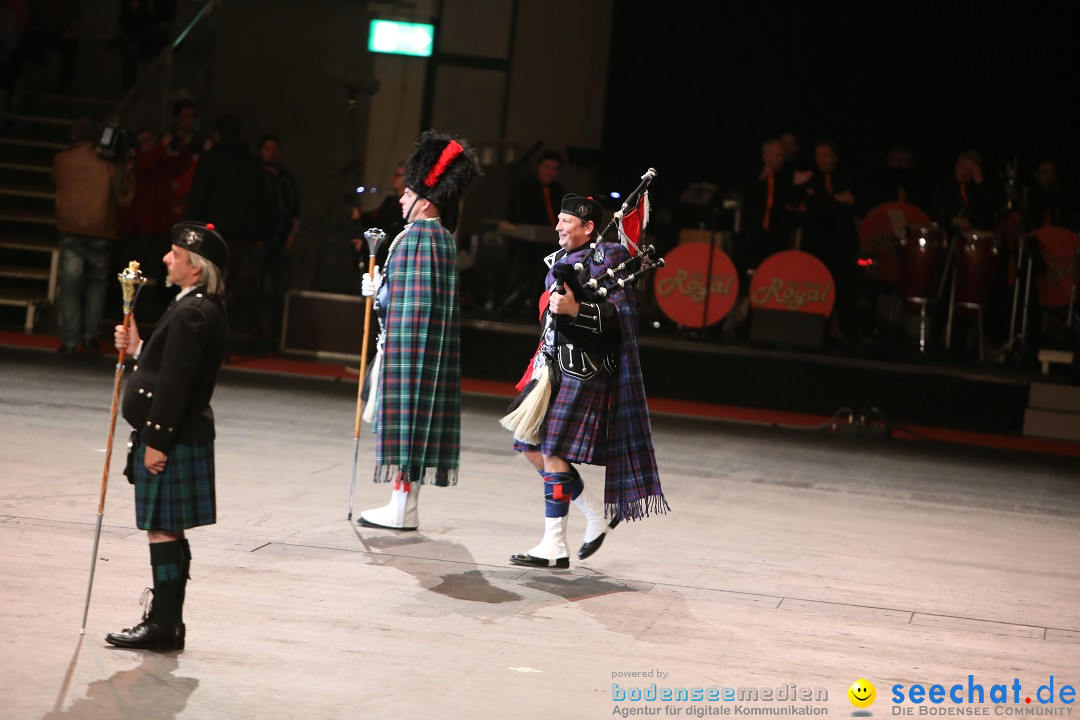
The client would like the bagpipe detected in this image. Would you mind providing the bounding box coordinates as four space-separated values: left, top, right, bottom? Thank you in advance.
500 168 663 444
553 167 665 301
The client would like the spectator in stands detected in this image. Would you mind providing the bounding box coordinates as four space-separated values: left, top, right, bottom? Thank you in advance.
508 150 565 226
352 161 405 275
114 0 176 92
53 118 133 354
11 0 78 94
167 97 202 154
255 133 300 352
185 113 268 351
166 98 202 223
0 0 29 116
118 126 188 322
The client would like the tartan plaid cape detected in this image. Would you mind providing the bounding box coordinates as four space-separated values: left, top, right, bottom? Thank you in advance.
374 218 461 486
517 241 668 520
600 248 668 521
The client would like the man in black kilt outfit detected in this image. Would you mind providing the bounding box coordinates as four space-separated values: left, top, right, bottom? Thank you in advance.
505 194 667 568
106 221 229 651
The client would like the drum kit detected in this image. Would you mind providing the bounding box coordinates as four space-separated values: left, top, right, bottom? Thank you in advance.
860 200 1080 360
645 189 1079 361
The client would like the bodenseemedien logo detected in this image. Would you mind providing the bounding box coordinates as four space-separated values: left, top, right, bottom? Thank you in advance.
849 678 876 715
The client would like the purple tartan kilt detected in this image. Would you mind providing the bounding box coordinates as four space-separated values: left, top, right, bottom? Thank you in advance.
513 370 610 465
132 441 217 531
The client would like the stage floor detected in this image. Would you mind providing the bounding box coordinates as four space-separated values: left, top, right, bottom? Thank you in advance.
1 346 1078 719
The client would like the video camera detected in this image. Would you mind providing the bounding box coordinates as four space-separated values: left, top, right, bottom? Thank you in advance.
96 119 134 163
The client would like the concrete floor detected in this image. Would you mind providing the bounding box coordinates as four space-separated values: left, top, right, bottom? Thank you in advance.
1 346 1078 720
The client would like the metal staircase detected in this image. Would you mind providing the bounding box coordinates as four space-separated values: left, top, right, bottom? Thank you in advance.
0 0 219 336
0 94 113 332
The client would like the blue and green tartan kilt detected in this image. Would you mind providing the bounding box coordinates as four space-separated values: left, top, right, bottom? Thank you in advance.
132 441 217 531
513 371 610 465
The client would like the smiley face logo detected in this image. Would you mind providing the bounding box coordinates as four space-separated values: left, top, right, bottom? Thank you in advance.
848 678 876 708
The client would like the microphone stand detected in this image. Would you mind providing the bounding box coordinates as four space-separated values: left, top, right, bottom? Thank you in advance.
994 157 1034 363
702 202 721 330
303 85 364 292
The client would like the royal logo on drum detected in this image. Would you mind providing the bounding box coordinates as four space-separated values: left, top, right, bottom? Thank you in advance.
748 250 837 315
655 269 735 304
751 277 833 311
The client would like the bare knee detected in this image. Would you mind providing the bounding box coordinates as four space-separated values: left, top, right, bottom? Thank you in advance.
521 449 543 471
541 455 569 473
148 530 184 543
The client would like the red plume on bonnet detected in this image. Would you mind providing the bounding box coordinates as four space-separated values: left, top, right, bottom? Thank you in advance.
402 129 482 233
423 140 464 188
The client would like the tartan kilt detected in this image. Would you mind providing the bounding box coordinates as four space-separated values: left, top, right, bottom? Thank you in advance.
513 370 610 465
132 441 217 531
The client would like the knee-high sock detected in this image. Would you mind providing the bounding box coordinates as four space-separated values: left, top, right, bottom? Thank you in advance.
543 470 583 518
538 465 585 497
149 540 185 625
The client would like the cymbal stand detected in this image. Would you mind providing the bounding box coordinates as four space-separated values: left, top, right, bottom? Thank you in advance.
992 234 1035 362
993 158 1035 360
1013 235 1033 353
942 236 958 350
1069 245 1079 328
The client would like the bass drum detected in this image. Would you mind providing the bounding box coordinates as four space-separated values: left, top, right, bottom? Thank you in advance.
858 201 933 286
653 243 739 327
1033 225 1079 309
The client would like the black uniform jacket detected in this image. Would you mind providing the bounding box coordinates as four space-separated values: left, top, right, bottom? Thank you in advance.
122 287 228 452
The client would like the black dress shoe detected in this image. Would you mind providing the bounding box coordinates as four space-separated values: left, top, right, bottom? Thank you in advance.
509 552 569 569
105 621 185 651
578 517 620 560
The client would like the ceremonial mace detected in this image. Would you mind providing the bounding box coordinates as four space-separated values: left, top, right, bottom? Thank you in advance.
80 261 147 634
347 228 386 519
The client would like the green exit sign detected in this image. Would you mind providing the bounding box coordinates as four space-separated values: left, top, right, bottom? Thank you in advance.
368 19 435 57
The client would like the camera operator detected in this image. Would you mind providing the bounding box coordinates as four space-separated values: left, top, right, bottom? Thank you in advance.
52 117 134 355
96 119 137 207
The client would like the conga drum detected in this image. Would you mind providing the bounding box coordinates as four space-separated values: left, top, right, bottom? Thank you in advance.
954 229 1000 309
898 225 947 353
858 202 933 287
943 230 1002 359
1033 225 1079 309
899 225 947 307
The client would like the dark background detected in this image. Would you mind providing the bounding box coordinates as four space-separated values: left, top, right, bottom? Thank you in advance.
602 2 1080 214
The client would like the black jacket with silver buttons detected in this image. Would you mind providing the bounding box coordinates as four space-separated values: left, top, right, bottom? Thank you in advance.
121 287 228 452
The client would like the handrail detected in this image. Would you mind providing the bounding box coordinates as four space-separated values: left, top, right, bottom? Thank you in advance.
172 0 220 50
107 0 222 124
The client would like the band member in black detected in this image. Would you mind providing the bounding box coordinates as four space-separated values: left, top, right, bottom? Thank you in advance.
106 221 228 651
